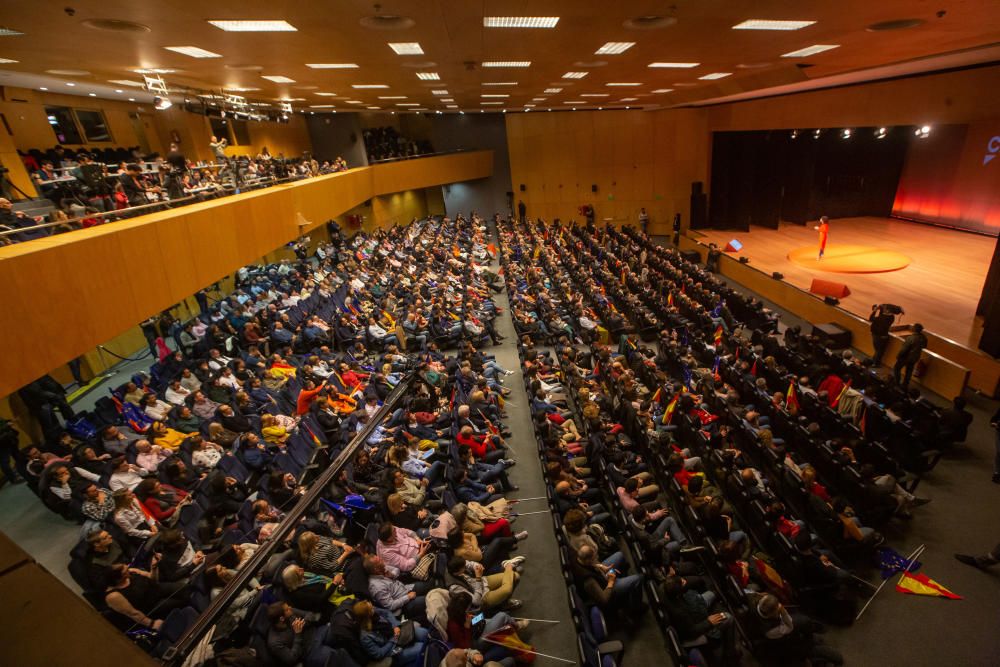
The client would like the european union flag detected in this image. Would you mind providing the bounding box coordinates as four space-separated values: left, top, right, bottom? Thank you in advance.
877 546 922 579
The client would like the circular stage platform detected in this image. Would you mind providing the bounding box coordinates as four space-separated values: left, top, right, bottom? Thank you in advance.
787 244 911 273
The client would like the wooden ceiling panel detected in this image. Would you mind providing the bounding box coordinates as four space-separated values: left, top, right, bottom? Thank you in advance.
0 1 996 111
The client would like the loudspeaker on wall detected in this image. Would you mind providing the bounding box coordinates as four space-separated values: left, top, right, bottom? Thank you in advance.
519 184 526 192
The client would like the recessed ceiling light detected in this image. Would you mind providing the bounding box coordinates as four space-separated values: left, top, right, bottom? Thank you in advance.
595 42 635 55
651 88 674 93
432 89 449 95
649 62 699 68
306 63 358 69
441 98 454 102
293 85 318 90
397 103 419 106
46 69 91 76
388 42 423 55
483 17 559 28
164 46 222 58
580 93 609 97
483 82 517 86
379 95 407 100
225 63 264 71
128 97 135 101
0 57 16 64
607 82 642 87
314 92 338 96
225 86 260 92
352 84 389 89
533 97 546 101
619 97 638 101
416 72 440 80
482 61 531 68
114 89 123 93
562 72 588 79
208 20 297 32
108 79 144 87
699 72 732 80
262 75 296 83
0 27 24 37
732 19 816 31
447 105 458 109
88 93 97 97
544 88 561 94
65 82 76 87
276 97 306 101
39 86 48 90
132 68 176 74
345 100 363 104
781 44 839 57
367 106 380 110
524 104 535 108
481 94 509 98
480 102 504 105
564 101 585 104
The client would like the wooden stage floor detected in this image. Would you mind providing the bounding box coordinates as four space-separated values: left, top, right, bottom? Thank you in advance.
695 217 996 347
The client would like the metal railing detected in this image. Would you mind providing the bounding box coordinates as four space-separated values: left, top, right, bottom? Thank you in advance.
162 373 416 664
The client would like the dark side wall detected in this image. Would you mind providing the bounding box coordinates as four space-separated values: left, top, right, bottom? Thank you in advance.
305 113 368 167
426 114 513 218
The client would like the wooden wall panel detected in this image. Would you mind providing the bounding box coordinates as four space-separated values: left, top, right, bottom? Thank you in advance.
0 151 492 399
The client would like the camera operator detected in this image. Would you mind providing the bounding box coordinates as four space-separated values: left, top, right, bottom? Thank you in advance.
869 304 899 366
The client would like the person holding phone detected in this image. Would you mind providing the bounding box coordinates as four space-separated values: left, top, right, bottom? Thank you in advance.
444 591 526 666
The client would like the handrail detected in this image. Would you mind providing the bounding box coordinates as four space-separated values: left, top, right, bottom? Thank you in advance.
367 147 472 164
162 373 417 664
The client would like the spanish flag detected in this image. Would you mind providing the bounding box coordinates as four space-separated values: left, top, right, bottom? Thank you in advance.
651 387 663 404
667 291 674 307
661 393 679 425
896 572 962 599
832 379 852 408
786 380 800 413
713 325 723 347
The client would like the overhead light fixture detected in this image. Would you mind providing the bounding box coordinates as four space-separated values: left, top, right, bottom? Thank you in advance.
483 82 517 86
225 86 260 92
345 100 363 104
396 103 419 106
651 88 674 93
619 97 638 102
128 97 135 101
416 72 440 80
564 100 586 104
915 125 932 138
562 72 588 79
481 101 504 105
482 61 531 68
524 104 536 107
432 90 449 95
781 44 839 57
114 89 123 93
108 79 145 87
132 68 176 74
65 82 76 87
208 20 296 31
732 19 816 31
447 105 458 109
314 92 338 96
483 17 559 28
790 130 799 139
39 87 48 90
841 128 852 139
262 75 296 83
306 63 358 69
367 106 380 110
441 98 454 102
543 88 562 93
813 129 822 139
699 72 732 80
532 97 546 101
388 42 423 55
153 96 173 110
0 27 24 37
0 57 17 64
649 62 700 68
481 94 509 98
580 93 609 97
352 84 389 89
606 82 641 86
378 95 407 99
88 92 97 97
595 42 635 55
875 127 888 139
164 45 222 58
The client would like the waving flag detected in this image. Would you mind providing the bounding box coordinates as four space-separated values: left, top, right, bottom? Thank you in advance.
786 380 800 413
877 547 922 579
667 291 674 307
651 387 663 404
713 325 724 347
661 393 679 425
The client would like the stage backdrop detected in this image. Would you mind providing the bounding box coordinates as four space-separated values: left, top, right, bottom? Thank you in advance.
708 129 908 231
892 120 1000 237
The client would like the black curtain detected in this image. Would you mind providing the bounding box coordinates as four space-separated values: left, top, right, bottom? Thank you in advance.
708 128 908 230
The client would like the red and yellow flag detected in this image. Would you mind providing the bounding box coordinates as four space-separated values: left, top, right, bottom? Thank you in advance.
713 325 723 347
661 393 679 425
833 380 852 408
667 292 674 307
896 572 962 599
651 387 663 404
786 380 800 413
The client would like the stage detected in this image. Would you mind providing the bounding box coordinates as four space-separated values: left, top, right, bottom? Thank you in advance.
694 217 995 347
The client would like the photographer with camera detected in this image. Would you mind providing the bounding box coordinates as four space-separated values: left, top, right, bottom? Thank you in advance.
868 304 898 366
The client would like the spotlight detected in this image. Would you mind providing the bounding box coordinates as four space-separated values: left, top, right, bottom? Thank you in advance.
813 128 822 139
841 128 851 139
790 130 799 139
914 125 932 138
875 127 887 139
153 96 172 110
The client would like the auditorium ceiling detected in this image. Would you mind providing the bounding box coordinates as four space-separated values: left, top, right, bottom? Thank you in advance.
1 1 998 111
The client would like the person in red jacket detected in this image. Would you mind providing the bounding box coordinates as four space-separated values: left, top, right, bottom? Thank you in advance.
456 425 507 464
296 380 326 416
133 478 189 523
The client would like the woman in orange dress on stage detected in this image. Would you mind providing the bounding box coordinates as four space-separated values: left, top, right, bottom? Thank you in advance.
814 216 830 259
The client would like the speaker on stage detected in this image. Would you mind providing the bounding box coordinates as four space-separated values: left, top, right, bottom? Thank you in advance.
724 239 743 252
810 279 851 299
824 296 840 306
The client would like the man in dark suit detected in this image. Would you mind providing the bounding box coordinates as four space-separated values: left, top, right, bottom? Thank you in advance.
868 305 895 366
892 323 927 388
